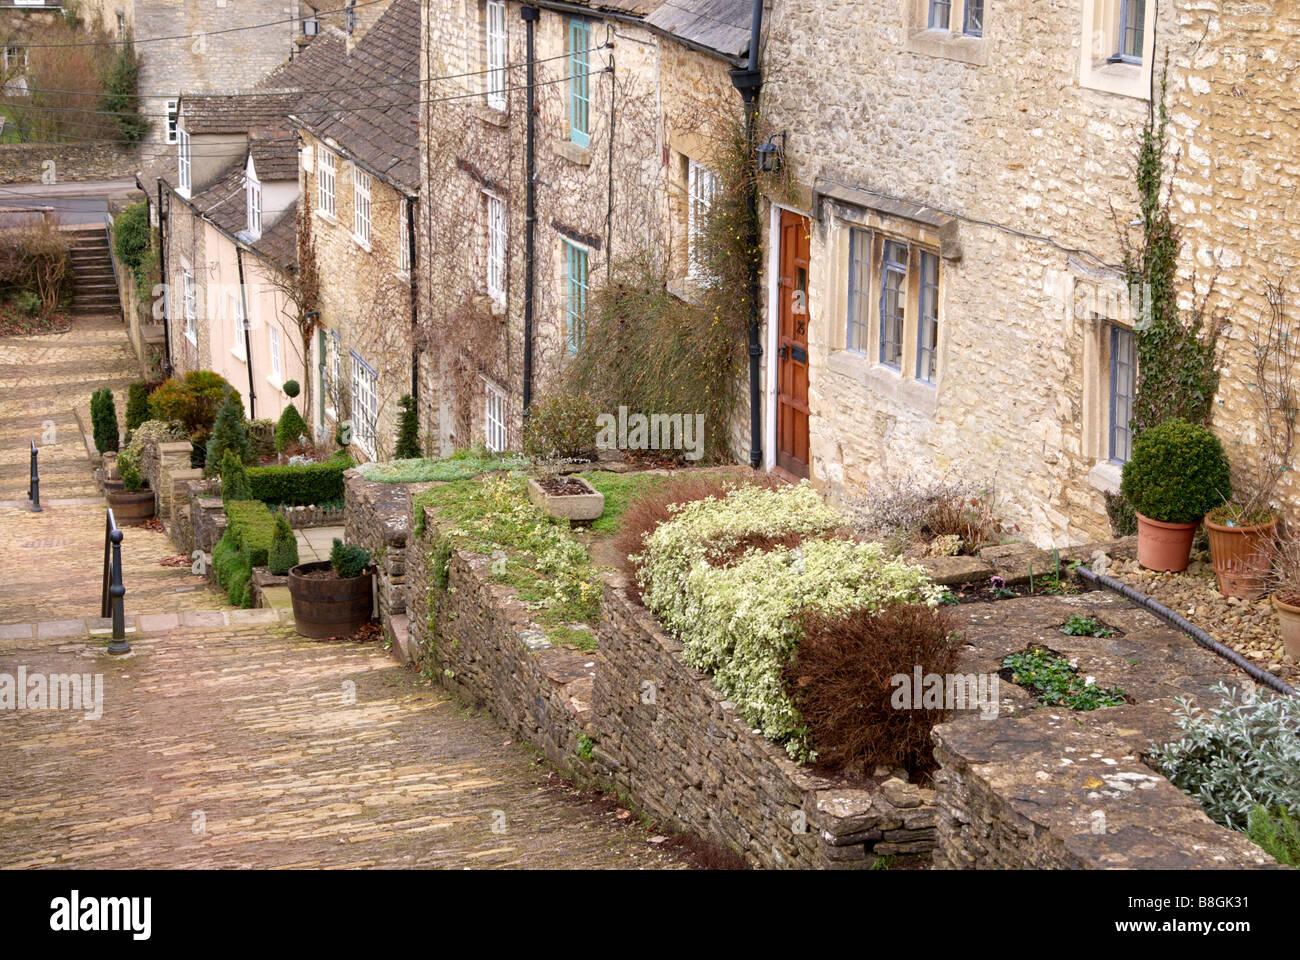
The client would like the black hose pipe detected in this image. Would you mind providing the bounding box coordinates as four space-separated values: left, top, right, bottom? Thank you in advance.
1075 565 1297 698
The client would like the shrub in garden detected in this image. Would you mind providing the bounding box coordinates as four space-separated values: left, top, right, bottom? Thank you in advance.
125 380 152 434
329 538 371 579
283 380 300 399
785 603 958 777
111 201 151 286
90 388 119 454
220 450 252 504
116 449 144 492
213 500 276 606
1147 684 1300 832
1104 491 1138 537
268 514 299 576
246 418 276 461
638 483 941 758
394 394 421 460
247 450 353 505
147 370 238 438
274 402 309 455
522 392 600 461
1247 806 1300 867
205 394 253 471
1120 419 1231 524
852 475 1001 554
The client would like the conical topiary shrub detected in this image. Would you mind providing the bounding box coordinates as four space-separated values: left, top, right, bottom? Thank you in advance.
394 394 421 460
91 388 120 454
268 513 299 575
220 449 252 505
125 380 151 434
275 402 310 454
205 394 253 473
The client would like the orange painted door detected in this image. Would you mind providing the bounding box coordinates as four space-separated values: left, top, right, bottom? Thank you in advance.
777 210 810 479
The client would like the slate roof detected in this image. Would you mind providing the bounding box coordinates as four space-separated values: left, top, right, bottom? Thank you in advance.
290 0 419 196
644 0 755 61
181 93 299 136
188 161 298 269
250 139 300 181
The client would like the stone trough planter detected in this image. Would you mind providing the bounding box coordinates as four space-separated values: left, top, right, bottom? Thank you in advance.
527 476 604 521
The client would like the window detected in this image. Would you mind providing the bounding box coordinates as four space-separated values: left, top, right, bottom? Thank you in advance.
847 228 871 353
878 240 907 369
1111 0 1144 63
326 330 342 412
486 191 506 303
687 158 718 283
177 129 191 196
963 0 984 36
345 0 357 34
484 380 507 453
563 239 589 354
1109 326 1136 462
317 147 336 217
485 0 507 111
916 250 940 383
2 46 28 74
399 200 412 275
350 351 378 455
230 290 246 361
568 18 590 148
246 169 262 240
928 0 951 29
183 272 197 343
352 166 371 246
269 326 282 386
165 99 179 144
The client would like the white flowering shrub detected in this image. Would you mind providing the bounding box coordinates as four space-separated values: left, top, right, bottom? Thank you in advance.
638 483 941 759
1148 684 1300 832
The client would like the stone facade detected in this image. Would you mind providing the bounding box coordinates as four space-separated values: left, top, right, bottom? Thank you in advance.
754 1 1300 546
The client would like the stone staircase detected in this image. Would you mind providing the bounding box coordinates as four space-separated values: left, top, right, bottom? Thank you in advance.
65 225 121 316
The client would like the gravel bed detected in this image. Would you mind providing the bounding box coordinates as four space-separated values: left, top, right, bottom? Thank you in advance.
1107 550 1300 687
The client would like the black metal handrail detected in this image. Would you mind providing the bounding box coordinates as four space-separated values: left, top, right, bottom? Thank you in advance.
101 509 129 654
27 440 41 512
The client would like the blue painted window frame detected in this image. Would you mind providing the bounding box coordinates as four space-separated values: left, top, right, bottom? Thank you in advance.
879 240 907 370
564 239 589 354
916 250 940 384
1112 0 1144 63
847 228 871 353
962 0 984 37
1109 325 1136 463
928 0 951 29
569 18 591 148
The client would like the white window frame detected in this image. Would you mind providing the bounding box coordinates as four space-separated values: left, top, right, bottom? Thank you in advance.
183 271 197 344
177 129 192 197
246 165 262 240
230 290 247 361
350 351 378 457
486 191 506 304
485 0 507 111
484 379 507 453
325 330 342 420
687 158 718 283
317 147 337 218
165 99 179 144
352 166 372 248
268 325 282 388
398 199 412 276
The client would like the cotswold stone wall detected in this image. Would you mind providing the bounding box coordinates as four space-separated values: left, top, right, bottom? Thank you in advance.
405 491 938 869
0 142 138 184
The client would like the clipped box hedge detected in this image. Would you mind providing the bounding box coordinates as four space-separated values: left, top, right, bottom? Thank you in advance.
213 499 277 607
247 450 353 505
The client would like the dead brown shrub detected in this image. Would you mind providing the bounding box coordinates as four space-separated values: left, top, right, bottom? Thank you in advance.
0 219 70 311
785 603 959 779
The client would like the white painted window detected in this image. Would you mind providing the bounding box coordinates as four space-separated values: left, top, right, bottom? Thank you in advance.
687 158 718 283
269 326 282 385
399 200 412 275
317 147 336 217
350 351 378 456
2 46 28 74
165 99 179 144
183 272 197 343
246 166 262 240
484 380 507 453
230 290 246 361
485 0 507 110
486 191 506 303
177 129 192 196
353 166 372 247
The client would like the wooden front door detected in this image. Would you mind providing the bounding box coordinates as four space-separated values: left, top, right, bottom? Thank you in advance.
776 210 811 479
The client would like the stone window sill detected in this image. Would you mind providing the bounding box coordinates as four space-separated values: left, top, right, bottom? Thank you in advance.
904 29 988 66
1079 59 1150 100
477 102 507 127
552 138 591 167
666 277 707 306
315 209 337 226
230 346 247 363
826 349 938 416
1087 459 1123 495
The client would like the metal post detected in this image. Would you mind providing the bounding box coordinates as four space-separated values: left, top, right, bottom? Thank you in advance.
102 510 129 655
27 441 41 512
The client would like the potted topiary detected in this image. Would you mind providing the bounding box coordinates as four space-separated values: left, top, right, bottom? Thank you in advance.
106 448 155 524
1120 419 1232 573
287 538 373 638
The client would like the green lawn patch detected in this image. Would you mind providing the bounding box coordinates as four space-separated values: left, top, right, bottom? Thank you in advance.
582 470 668 534
357 451 525 484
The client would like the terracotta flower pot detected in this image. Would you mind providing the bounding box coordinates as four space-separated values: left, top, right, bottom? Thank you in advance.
1271 594 1300 660
1205 516 1277 600
1134 511 1198 573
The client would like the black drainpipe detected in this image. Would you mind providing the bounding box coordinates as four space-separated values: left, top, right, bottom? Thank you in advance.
521 4 540 418
157 180 173 375
407 194 419 402
236 245 256 419
730 0 764 469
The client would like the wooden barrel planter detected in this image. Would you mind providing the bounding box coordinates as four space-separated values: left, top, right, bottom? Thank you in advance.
106 488 155 525
287 561 373 639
